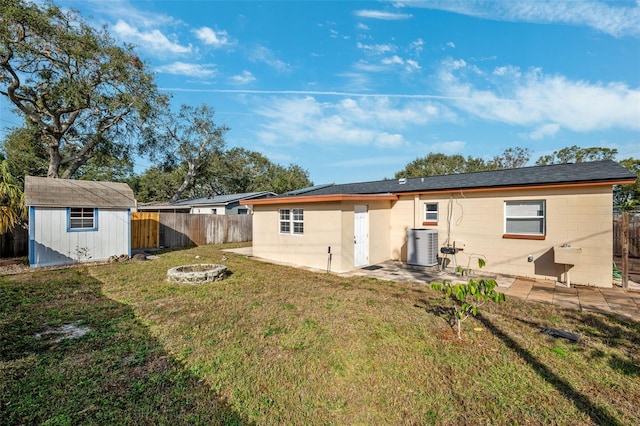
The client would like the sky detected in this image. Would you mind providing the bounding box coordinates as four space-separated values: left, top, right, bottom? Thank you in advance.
1 0 639 185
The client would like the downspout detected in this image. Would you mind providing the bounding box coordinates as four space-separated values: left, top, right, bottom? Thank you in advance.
414 194 420 228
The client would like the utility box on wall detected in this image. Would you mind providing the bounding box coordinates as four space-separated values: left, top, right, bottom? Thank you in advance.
407 228 438 266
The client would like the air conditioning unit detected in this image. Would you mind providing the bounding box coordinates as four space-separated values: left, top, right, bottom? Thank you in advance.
407 229 438 266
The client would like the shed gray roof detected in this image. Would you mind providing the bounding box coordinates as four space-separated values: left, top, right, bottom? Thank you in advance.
25 176 136 209
278 160 636 198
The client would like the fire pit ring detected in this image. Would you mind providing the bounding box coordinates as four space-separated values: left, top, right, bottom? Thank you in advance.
167 264 228 284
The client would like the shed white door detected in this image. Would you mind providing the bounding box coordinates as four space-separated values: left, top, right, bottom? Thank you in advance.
354 205 369 267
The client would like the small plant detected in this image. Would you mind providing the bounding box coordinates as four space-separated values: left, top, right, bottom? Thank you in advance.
431 278 506 339
71 246 92 263
455 258 486 276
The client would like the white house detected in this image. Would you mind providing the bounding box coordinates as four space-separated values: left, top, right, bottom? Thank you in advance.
25 176 136 268
138 191 276 215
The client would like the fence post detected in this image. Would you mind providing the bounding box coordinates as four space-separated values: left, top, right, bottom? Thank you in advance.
622 212 629 289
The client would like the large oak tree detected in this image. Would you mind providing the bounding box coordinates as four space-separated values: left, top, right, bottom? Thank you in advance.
0 0 167 178
142 104 228 202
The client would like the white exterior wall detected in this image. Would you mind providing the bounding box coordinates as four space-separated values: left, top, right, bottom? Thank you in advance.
191 206 226 215
29 207 131 267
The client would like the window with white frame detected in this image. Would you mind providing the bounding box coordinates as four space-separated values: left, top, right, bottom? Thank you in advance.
504 200 545 236
424 203 438 222
279 208 304 235
68 207 97 231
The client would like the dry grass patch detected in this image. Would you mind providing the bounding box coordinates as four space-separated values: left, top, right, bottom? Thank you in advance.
2 243 639 425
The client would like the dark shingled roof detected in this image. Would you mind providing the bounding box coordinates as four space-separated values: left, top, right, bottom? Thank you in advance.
278 160 636 198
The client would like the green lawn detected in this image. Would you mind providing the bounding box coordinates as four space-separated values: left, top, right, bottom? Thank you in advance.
1 243 639 425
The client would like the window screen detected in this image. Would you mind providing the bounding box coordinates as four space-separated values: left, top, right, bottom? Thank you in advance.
505 201 545 235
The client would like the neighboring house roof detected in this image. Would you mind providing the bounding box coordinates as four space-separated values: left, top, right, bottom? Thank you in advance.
136 201 191 211
174 191 276 206
249 161 637 204
138 191 276 210
25 176 136 209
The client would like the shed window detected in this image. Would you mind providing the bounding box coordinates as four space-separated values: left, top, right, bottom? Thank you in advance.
504 201 545 236
68 208 97 231
279 208 303 235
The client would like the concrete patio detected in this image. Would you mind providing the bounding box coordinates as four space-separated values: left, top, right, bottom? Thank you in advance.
345 260 640 322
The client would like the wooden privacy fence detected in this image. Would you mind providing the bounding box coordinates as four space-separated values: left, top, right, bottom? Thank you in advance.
613 213 640 258
131 212 160 249
131 212 252 250
0 226 28 258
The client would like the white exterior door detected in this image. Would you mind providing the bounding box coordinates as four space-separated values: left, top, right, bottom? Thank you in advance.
354 205 369 267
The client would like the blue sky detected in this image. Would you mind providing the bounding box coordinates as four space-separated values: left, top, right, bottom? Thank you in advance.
1 0 639 185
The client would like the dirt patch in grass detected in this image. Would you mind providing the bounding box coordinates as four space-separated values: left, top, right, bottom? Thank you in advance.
3 243 639 425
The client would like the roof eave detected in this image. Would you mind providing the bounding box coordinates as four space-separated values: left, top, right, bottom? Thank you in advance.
394 179 637 196
244 193 398 205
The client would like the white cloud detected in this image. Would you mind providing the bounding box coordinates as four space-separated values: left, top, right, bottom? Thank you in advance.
437 59 640 132
375 133 405 148
249 45 292 73
355 10 412 20
436 140 466 153
403 0 640 38
409 38 425 54
229 71 256 85
405 59 421 70
112 20 191 54
193 27 233 48
252 96 444 148
336 72 373 92
527 123 561 140
353 60 389 73
356 23 370 30
357 42 396 55
72 0 179 28
493 65 521 78
382 55 404 65
155 62 216 78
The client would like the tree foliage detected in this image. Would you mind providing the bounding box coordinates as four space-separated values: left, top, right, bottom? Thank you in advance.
0 0 167 178
394 148 531 178
132 147 313 203
534 145 638 206
142 104 228 202
535 145 618 165
127 165 187 203
1 123 48 181
431 277 505 340
203 147 313 195
615 158 640 207
2 122 134 183
0 160 26 233
488 147 531 169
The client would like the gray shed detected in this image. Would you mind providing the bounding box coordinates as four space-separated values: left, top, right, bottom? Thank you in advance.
25 176 136 267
